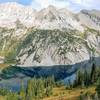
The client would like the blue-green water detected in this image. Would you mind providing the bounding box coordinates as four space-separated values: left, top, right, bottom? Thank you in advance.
0 65 77 92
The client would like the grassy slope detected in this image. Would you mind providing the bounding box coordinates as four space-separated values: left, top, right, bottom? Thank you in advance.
0 85 96 100
0 64 11 70
43 86 96 100
0 96 6 100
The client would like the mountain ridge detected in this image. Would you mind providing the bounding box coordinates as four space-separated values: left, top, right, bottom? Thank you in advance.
0 2 100 67
0 2 99 31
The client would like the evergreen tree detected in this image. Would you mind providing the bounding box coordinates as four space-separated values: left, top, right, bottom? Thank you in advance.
90 63 96 83
45 86 52 97
31 77 37 99
26 80 33 100
26 77 45 100
45 77 54 97
36 78 45 99
83 70 90 87
7 93 18 100
96 78 100 99
74 70 84 87
19 81 25 100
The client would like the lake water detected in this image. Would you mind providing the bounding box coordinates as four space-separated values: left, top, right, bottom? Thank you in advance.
0 65 77 92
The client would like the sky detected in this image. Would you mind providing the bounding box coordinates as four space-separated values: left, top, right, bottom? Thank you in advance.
0 0 100 12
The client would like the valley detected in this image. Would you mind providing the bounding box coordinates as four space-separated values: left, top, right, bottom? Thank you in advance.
0 2 100 100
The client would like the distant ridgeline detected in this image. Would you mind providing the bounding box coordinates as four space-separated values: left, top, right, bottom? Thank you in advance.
0 3 99 67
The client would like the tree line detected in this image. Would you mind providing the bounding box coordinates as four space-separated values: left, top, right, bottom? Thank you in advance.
0 76 55 100
0 64 100 100
72 63 100 100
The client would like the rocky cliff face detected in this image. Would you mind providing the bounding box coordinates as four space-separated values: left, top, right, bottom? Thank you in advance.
0 2 100 30
78 9 100 30
0 2 100 67
17 29 100 66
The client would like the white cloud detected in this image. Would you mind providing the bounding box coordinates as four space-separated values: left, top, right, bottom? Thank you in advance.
70 0 94 7
30 0 100 11
31 0 70 10
53 0 70 8
35 0 50 8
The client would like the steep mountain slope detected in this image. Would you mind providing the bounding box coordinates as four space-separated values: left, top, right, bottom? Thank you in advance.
35 5 83 31
0 20 29 62
0 2 36 28
0 2 100 31
0 2 100 67
78 9 100 30
17 29 100 66
0 3 83 31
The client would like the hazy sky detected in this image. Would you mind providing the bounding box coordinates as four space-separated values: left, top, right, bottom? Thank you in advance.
0 0 100 11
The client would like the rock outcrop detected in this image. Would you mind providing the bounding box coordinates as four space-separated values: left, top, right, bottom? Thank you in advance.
0 2 99 67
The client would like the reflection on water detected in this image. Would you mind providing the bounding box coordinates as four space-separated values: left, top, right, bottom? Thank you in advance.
0 65 77 92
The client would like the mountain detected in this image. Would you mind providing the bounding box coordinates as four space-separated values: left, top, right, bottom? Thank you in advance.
0 2 100 31
78 9 100 30
0 2 36 28
0 2 100 67
0 3 83 31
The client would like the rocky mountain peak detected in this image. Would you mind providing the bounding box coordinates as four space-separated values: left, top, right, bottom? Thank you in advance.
47 5 57 10
0 2 99 67
0 2 100 31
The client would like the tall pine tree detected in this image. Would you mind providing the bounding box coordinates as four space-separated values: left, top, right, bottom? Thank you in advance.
90 63 96 83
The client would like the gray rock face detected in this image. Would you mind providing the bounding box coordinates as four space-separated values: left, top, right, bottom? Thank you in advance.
78 9 100 30
0 56 4 63
0 3 100 67
0 3 100 31
17 30 100 66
